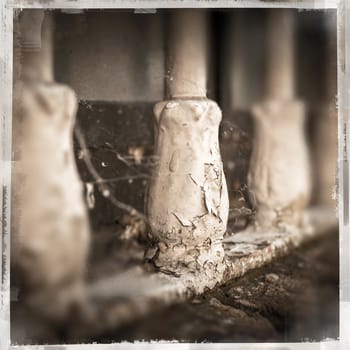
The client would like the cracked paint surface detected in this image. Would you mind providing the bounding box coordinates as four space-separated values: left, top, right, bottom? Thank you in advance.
147 99 229 284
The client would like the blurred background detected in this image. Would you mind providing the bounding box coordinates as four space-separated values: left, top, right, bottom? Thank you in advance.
11 8 338 344
52 8 337 229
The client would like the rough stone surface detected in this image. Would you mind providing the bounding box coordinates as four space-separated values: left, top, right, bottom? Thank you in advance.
147 99 229 279
95 229 338 343
10 211 337 344
73 102 253 232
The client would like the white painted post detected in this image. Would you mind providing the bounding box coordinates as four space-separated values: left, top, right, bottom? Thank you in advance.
12 10 90 320
166 10 208 98
265 9 295 101
147 10 229 283
248 9 311 229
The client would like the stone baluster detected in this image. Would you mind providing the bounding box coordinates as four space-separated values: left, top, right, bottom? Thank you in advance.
147 10 229 282
248 9 311 229
12 10 90 321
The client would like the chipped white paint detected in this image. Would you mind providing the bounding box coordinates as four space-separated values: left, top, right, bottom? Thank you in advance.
0 2 346 348
82 207 336 340
147 10 228 278
148 99 229 278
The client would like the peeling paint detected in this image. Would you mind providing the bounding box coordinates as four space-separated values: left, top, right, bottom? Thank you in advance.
147 99 229 281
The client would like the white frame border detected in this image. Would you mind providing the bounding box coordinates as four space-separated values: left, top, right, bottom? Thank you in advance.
0 1 348 349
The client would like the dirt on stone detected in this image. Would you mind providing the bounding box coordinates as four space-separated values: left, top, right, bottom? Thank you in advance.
11 227 338 344
95 229 338 343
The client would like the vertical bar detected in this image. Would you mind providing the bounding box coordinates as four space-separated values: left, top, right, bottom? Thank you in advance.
0 4 13 350
339 0 350 348
148 10 229 280
266 9 295 100
248 9 311 229
167 9 208 98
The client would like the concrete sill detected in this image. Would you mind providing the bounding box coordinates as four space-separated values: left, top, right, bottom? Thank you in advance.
69 207 337 341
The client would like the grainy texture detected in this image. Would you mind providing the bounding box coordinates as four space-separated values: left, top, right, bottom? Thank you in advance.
54 11 165 102
73 102 252 231
73 102 155 228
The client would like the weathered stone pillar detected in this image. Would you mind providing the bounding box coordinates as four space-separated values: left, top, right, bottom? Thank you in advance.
147 10 229 278
248 9 311 229
12 10 90 320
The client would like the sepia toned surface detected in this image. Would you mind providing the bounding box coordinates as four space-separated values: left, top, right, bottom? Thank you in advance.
8 7 339 345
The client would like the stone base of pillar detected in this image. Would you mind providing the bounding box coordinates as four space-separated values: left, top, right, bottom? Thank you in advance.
248 99 311 230
147 99 229 279
11 82 90 321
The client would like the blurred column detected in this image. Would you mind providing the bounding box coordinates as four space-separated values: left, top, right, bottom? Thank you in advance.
248 9 311 230
221 10 265 113
15 10 53 83
312 13 337 208
12 10 90 321
147 10 229 284
166 10 208 98
219 11 265 229
265 9 294 100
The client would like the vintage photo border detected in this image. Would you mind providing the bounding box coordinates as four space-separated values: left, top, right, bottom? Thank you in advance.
0 0 348 349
